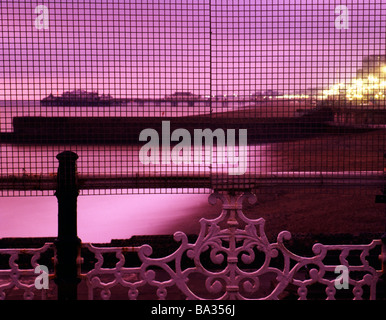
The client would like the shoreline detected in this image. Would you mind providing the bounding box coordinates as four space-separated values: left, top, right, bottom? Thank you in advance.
0 119 385 239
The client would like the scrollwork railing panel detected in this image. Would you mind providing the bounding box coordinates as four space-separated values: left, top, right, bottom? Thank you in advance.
0 242 56 300
82 192 384 300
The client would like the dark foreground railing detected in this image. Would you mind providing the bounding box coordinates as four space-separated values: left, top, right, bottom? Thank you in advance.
0 151 385 300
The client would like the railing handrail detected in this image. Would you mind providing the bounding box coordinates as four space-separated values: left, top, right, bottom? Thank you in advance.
0 171 384 191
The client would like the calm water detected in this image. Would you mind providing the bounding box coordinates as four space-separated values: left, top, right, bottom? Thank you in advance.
0 193 218 242
0 143 272 242
0 100 273 242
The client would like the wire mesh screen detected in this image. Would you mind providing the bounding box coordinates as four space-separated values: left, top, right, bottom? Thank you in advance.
0 0 385 196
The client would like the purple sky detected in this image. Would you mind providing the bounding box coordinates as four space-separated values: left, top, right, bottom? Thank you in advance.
1 0 386 99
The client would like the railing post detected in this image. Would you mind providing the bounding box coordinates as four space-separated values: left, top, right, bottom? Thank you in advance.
381 234 386 274
375 152 386 232
376 154 386 294
54 151 81 300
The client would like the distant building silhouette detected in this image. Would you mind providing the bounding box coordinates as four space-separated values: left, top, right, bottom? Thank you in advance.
356 55 386 79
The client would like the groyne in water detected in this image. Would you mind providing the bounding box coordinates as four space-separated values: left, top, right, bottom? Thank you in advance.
0 108 340 144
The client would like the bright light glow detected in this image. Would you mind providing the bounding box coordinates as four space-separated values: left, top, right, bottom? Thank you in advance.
277 94 310 99
324 75 386 102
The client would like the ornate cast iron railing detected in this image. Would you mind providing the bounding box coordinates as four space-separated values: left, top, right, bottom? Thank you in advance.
0 192 384 300
81 192 385 300
0 242 56 300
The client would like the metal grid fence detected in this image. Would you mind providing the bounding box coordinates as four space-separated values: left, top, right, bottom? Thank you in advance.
0 0 385 195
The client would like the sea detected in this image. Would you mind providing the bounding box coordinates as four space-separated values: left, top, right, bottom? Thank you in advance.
0 100 274 242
